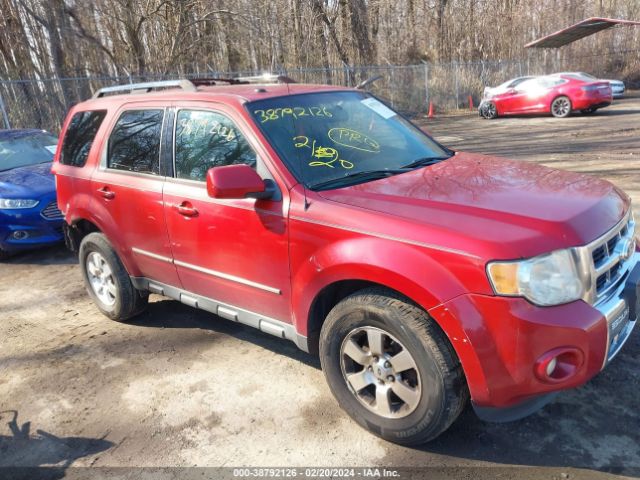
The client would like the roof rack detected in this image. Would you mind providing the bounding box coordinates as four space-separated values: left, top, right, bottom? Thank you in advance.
92 79 197 98
190 75 296 86
235 74 296 84
92 74 297 99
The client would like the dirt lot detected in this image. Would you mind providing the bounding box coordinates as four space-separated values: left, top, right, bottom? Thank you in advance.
1 94 640 480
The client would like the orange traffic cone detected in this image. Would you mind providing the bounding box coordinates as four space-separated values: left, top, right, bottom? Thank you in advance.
468 95 474 111
427 102 435 118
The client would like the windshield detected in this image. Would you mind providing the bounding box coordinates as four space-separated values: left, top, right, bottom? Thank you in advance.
504 77 532 89
0 132 58 172
247 91 451 190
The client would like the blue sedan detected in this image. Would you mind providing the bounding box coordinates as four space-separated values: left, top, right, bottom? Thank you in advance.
0 129 64 259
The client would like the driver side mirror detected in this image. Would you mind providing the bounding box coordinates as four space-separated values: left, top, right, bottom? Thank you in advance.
206 164 273 200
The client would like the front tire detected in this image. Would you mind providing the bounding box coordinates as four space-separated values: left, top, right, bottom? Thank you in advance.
79 232 148 321
480 101 498 119
0 247 10 261
551 96 572 118
319 288 468 445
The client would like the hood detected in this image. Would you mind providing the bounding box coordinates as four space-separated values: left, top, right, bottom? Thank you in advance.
0 162 55 198
318 152 628 258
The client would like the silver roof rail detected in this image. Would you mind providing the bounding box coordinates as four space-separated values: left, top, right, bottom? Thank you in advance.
92 79 197 98
235 74 296 84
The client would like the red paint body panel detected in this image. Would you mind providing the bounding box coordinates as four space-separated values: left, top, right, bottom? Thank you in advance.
492 77 612 116
319 152 627 257
163 180 291 320
52 83 630 411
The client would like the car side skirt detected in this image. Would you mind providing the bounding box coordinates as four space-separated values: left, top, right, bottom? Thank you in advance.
130 276 309 352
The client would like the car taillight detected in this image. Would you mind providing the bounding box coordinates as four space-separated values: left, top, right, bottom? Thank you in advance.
581 85 600 91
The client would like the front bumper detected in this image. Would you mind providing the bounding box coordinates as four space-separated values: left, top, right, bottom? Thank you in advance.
429 255 639 421
0 199 64 252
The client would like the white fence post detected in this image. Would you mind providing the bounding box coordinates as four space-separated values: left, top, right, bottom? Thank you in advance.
0 89 10 129
454 61 459 110
422 61 430 107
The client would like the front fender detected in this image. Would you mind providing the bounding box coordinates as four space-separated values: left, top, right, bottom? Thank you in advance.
291 235 475 336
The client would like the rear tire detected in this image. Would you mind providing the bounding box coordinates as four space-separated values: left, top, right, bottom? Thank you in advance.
319 287 468 445
79 232 148 321
551 96 572 118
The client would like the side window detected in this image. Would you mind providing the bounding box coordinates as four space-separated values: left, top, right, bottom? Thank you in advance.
107 109 164 175
515 79 537 92
60 110 107 167
174 110 257 182
538 78 563 89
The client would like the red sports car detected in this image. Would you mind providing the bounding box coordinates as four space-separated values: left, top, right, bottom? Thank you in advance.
479 75 612 119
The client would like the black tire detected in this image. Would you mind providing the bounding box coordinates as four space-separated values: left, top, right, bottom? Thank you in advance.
551 96 572 118
79 232 148 321
581 107 597 115
480 101 498 119
0 247 10 261
319 287 468 445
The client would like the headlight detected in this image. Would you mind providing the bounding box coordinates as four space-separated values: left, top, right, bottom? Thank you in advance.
0 199 40 209
487 249 584 306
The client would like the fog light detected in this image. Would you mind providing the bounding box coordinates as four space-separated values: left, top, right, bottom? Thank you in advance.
12 230 29 240
534 347 584 384
545 357 558 377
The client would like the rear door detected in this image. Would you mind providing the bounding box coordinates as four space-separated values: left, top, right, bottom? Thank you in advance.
162 103 291 322
91 105 180 287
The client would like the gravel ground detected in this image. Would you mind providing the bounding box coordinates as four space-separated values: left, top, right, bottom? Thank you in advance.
1 94 639 480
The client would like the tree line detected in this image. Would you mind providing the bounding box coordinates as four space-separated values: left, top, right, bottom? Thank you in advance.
1 0 639 81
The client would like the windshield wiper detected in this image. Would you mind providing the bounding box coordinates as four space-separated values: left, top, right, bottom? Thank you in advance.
402 155 452 169
310 168 410 191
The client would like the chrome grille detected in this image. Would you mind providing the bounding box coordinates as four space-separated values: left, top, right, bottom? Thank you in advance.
40 201 63 220
584 210 636 305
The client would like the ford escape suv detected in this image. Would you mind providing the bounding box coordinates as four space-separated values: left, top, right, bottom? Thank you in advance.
53 77 639 445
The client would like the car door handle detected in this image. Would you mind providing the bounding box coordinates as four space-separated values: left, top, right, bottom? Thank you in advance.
174 201 198 217
97 187 115 200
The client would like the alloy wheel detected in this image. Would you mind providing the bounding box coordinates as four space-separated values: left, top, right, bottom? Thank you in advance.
86 251 117 306
339 326 421 419
485 102 497 119
552 97 571 117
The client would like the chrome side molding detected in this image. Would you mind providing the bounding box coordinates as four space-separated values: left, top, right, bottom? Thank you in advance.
131 247 281 295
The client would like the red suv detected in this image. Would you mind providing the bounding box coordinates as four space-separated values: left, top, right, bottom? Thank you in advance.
53 77 639 444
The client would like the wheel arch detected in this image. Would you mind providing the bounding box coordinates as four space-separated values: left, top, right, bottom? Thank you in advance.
66 212 139 276
63 213 102 252
292 237 472 356
306 279 391 355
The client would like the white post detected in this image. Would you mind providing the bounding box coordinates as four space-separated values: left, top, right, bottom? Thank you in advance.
0 89 10 129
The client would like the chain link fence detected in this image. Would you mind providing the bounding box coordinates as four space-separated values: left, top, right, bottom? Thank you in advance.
0 55 636 133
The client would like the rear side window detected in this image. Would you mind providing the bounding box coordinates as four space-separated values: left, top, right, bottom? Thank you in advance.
174 109 257 181
539 78 566 88
60 110 107 167
107 109 164 175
